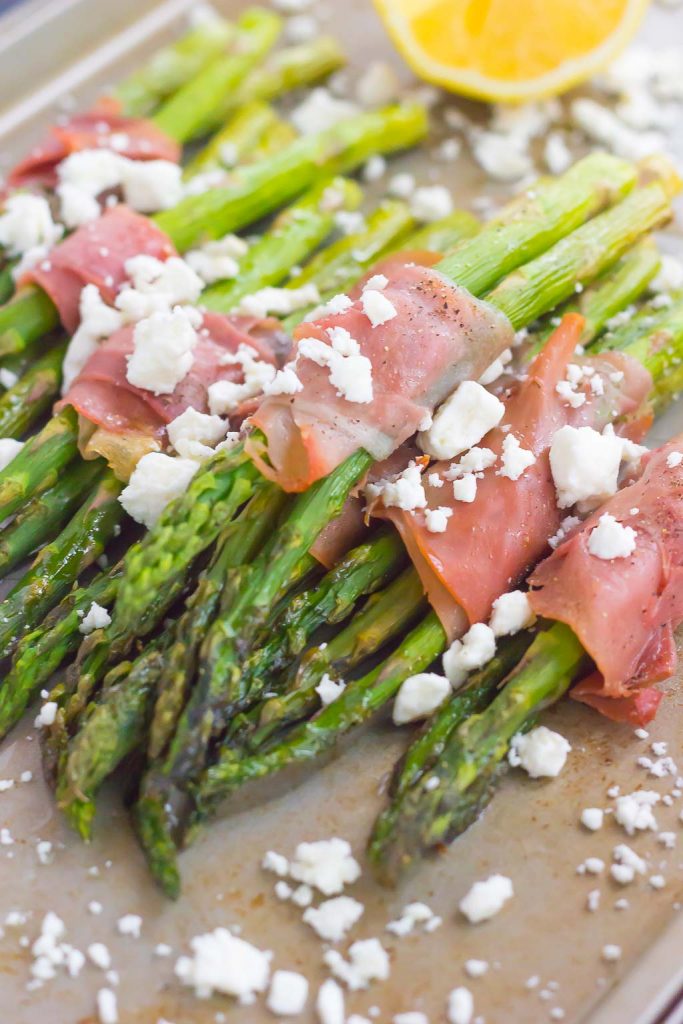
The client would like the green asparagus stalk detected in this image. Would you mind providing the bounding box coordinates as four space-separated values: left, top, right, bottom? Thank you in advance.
405 210 481 254
202 176 363 311
114 16 235 118
151 8 282 145
249 120 298 160
0 565 122 741
0 408 79 521
0 470 122 661
0 458 102 577
0 267 14 306
183 101 285 177
0 340 66 425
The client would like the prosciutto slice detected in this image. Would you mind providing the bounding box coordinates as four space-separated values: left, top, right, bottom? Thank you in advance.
379 315 653 639
529 438 683 726
247 262 515 493
21 206 176 332
7 98 180 189
59 311 278 440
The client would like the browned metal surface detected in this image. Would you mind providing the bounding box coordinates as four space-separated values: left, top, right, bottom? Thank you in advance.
0 3 681 1023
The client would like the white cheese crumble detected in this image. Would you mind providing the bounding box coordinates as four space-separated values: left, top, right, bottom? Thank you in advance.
324 938 390 990
289 838 360 895
464 959 489 978
447 986 474 1024
478 347 513 386
208 343 276 415
290 88 359 135
0 367 18 389
424 506 454 532
167 406 227 461
57 150 183 226
119 452 198 529
175 928 272 1002
96 988 118 1024
34 701 58 728
368 462 426 512
126 306 200 395
393 672 451 725
303 896 364 942
452 474 477 503
602 944 622 963
316 978 345 1024
116 254 203 321
459 874 514 923
549 425 623 509
361 288 398 327
508 726 571 778
263 365 303 396
667 451 683 468
185 235 247 285
548 515 581 549
489 590 535 637
496 433 536 481
267 970 309 1015
237 283 321 318
88 943 112 970
386 902 442 936
297 332 373 405
587 514 637 560
0 437 24 471
79 601 111 635
315 673 346 706
355 61 401 107
62 284 124 392
446 447 498 478
419 381 504 460
0 193 62 257
410 185 454 223
614 790 660 834
443 623 496 688
117 914 142 938
393 1014 428 1024
581 808 605 831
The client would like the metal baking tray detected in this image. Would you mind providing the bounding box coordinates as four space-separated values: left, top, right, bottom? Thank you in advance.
0 1 681 1022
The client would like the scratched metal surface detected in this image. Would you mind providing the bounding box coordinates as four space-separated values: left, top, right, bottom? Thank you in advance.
0 2 682 1023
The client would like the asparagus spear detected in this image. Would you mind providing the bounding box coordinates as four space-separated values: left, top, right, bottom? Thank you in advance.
152 8 282 145
0 103 427 353
183 101 285 178
202 176 363 311
114 15 235 118
0 470 122 661
0 457 102 577
0 408 79 521
0 565 122 741
0 340 66 426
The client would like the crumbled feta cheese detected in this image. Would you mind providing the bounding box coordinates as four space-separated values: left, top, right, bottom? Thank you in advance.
587 889 601 913
388 173 416 199
34 701 58 728
316 978 345 1024
175 928 272 1001
96 988 118 1024
543 132 572 174
0 437 23 471
447 987 474 1024
555 380 587 409
489 590 535 637
119 452 198 529
303 896 364 942
363 155 387 183
267 970 309 1015
121 159 184 212
297 334 373 404
127 306 199 395
262 850 290 877
443 623 496 688
666 451 683 468
291 884 313 907
88 943 112 970
0 194 62 256
237 283 320 318
291 88 359 135
263 365 303 396
613 843 647 878
355 62 401 107
581 808 604 831
615 791 660 834
452 474 477 503
315 673 346 706
464 959 489 978
393 673 451 725
571 97 661 160
446 447 498 478
424 506 453 532
167 407 227 461
496 433 536 481
361 288 397 327
649 874 666 889
549 425 623 508
208 343 276 415
289 838 360 895
386 902 441 936
419 382 504 460
587 513 637 560
602 944 622 963
509 726 571 778
410 185 454 223
459 874 514 923
88 901 103 915
393 1014 428 1024
117 914 142 938
324 938 390 990
369 462 426 512
275 880 293 900
470 130 533 182
0 367 18 389
185 235 247 284
478 347 513 386
62 284 124 392
548 515 581 549
58 182 101 228
79 601 111 635
116 255 203 321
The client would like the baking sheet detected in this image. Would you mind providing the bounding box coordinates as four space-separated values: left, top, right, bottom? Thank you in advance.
0 1 682 1022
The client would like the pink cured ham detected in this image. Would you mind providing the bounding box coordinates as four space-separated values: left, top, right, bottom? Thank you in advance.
7 98 180 189
59 311 278 439
246 262 515 493
528 437 683 726
379 315 653 639
21 206 176 333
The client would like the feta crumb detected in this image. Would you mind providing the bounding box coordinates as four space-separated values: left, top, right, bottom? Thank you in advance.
363 155 387 182
393 1015 428 1024
316 978 345 1024
587 514 637 561
185 235 247 284
175 928 272 1001
649 874 666 889
167 407 227 461
291 88 358 136
96 988 118 1024
324 938 390 990
602 944 622 963
667 451 683 468
262 850 290 877
117 914 142 938
452 474 477 503
508 726 571 778
544 132 572 174
464 959 489 978
34 701 58 728
0 193 62 256
315 673 346 706
0 367 18 389
419 382 504 460
549 425 623 508
459 874 514 923
119 453 198 529
0 437 24 471
446 447 498 478
126 307 199 395
79 601 111 635
36 840 53 865
289 838 360 895
263 365 303 396
303 896 364 942
478 347 513 386
267 970 309 1015
355 61 401 107
496 433 536 481
489 590 535 637
88 901 103 915
388 173 416 199
447 986 474 1024
275 880 293 900
581 808 604 832
291 884 313 908
386 902 440 936
361 288 397 327
548 515 581 549
370 462 426 512
424 506 454 532
393 673 451 725
88 943 112 970
443 623 496 688
587 889 601 913
615 791 660 835
410 185 454 223
237 283 320 319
